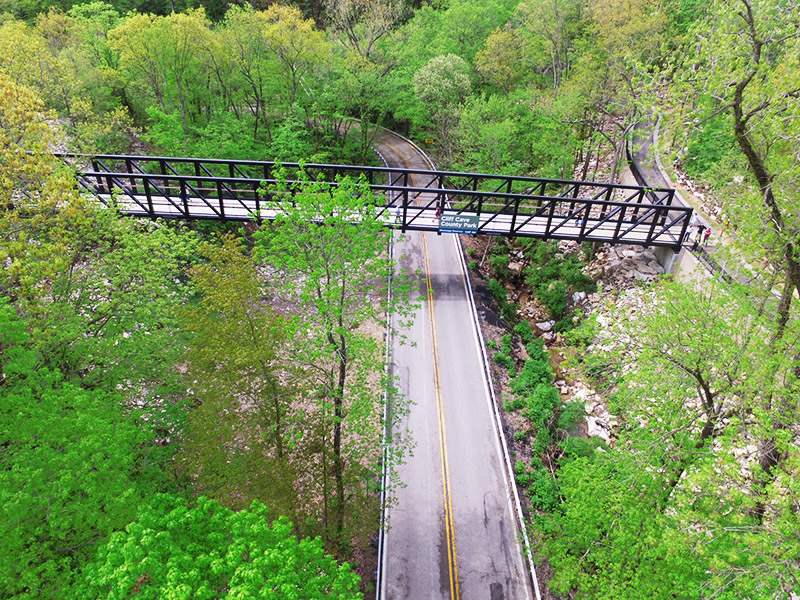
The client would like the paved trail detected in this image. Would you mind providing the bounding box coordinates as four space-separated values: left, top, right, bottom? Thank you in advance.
376 130 535 600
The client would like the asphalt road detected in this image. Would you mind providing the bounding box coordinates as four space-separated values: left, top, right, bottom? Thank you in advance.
377 130 534 600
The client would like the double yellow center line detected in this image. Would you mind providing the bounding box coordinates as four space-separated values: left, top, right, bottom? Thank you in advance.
386 138 460 597
421 232 461 599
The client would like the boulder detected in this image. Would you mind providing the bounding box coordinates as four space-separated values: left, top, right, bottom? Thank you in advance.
536 320 555 332
508 261 524 276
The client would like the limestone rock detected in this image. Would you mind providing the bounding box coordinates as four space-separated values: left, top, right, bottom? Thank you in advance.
536 320 555 332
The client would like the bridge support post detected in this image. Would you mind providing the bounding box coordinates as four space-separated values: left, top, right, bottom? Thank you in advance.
654 246 680 273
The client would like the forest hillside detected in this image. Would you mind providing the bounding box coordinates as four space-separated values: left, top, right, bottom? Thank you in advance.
1 0 799 598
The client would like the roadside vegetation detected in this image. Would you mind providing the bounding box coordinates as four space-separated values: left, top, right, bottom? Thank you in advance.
2 0 799 597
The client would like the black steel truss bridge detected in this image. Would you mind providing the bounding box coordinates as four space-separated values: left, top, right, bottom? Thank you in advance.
61 154 691 250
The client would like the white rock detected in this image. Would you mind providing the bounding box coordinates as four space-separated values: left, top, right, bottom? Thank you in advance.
586 416 612 442
572 291 587 304
536 320 555 332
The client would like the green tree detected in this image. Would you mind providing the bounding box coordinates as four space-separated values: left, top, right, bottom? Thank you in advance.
109 9 212 134
0 300 146 599
475 27 525 93
539 278 800 598
674 0 800 522
413 53 472 164
75 494 362 599
0 74 86 300
327 0 407 60
261 4 330 109
217 6 281 141
174 236 300 517
254 174 412 550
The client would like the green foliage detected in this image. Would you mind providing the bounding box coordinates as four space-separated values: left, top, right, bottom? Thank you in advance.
456 92 578 178
489 252 510 278
525 338 548 362
564 312 596 347
682 113 742 186
143 107 187 155
538 278 568 319
76 495 362 599
664 0 708 37
556 401 585 431
486 278 518 324
493 351 515 375
511 359 553 396
559 436 605 463
468 259 477 270
0 302 146 599
500 333 512 353
526 465 560 511
487 278 506 302
513 320 535 345
524 240 595 322
520 384 559 431
175 235 300 516
253 173 413 549
537 454 707 599
504 396 525 411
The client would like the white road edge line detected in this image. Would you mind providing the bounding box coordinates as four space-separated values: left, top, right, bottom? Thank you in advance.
374 144 393 600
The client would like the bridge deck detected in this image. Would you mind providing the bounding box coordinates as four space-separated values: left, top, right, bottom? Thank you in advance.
96 192 671 247
62 154 691 249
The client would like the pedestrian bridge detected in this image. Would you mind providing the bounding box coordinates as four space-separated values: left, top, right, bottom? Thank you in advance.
60 153 691 250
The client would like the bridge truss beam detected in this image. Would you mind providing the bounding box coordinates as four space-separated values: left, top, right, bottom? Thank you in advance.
59 154 691 250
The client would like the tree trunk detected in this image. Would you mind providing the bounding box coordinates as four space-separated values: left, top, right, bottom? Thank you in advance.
731 74 800 522
333 345 346 547
176 75 189 136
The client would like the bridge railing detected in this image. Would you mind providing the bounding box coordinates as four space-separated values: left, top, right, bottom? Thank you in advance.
59 153 691 249
62 153 677 203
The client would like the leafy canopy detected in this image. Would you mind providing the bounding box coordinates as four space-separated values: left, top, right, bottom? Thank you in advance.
76 494 363 599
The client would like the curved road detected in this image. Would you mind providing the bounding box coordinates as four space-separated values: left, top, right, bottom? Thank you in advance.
375 129 535 600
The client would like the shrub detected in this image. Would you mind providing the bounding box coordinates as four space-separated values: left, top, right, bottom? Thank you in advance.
514 460 532 487
523 384 559 420
527 467 560 511
525 338 548 363
504 397 525 411
501 301 519 324
468 259 477 271
500 333 512 354
494 352 514 372
559 436 606 463
514 321 535 345
556 401 586 432
511 359 553 395
487 278 506 303
564 314 596 348
683 114 740 184
490 253 511 279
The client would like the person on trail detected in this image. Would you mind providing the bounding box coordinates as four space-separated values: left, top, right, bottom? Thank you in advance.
703 227 711 246
691 223 705 251
686 214 700 244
